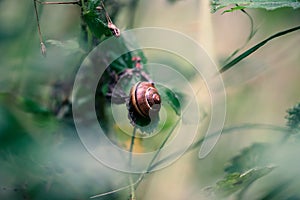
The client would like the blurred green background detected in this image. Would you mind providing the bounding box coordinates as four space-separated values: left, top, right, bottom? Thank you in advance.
0 0 300 199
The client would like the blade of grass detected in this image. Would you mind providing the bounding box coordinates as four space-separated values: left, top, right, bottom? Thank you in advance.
222 6 257 64
219 25 300 73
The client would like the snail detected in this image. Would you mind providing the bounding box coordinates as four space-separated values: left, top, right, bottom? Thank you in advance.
127 82 161 128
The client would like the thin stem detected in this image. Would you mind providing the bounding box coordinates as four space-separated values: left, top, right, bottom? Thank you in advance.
33 0 43 44
128 127 137 200
90 184 135 199
80 0 86 12
33 0 81 56
90 118 181 199
101 1 113 24
34 0 80 5
131 86 203 190
33 0 47 56
129 127 136 162
133 118 181 190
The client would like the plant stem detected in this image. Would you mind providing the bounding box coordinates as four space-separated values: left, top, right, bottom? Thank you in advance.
133 118 181 190
33 0 43 45
128 127 137 200
33 0 47 56
101 1 113 24
80 0 86 12
34 0 79 5
89 119 181 199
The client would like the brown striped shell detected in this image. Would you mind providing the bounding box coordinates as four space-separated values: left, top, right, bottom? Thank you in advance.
129 82 161 119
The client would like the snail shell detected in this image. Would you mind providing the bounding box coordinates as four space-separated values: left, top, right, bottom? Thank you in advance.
129 82 161 119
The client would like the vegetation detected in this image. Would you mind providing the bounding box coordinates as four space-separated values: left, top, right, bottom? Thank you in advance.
0 0 299 199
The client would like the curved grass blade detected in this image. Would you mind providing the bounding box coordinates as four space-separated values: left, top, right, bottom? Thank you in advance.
219 25 300 73
222 7 257 64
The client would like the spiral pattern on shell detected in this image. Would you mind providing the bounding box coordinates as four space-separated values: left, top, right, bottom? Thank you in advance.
129 82 161 118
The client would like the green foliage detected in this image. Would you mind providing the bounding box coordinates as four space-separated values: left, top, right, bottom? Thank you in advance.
0 93 51 117
224 143 272 173
204 102 300 199
222 5 246 13
211 0 300 13
1 0 299 199
286 102 300 133
0 93 124 200
18 97 50 116
82 10 111 38
81 0 118 39
212 167 274 197
206 143 276 198
159 87 183 116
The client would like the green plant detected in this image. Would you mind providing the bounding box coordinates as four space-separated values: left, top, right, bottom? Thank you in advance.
0 0 299 199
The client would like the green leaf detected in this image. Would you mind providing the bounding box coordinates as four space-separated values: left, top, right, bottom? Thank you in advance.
159 87 183 116
82 10 111 38
18 97 50 116
0 93 50 116
224 143 272 173
87 0 101 11
211 0 300 13
222 5 246 13
213 167 274 197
